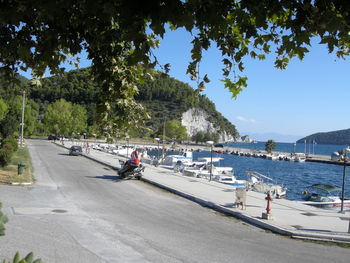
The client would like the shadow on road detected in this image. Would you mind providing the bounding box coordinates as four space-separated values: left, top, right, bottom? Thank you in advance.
58 153 71 156
86 174 124 182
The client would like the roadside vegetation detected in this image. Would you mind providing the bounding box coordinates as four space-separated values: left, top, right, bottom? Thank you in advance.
1 71 238 145
0 142 33 184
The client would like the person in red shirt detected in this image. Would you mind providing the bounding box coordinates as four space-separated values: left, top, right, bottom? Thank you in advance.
118 150 141 177
130 150 140 165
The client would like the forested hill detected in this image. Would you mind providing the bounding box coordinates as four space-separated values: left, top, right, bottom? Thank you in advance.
28 68 239 138
297 128 350 145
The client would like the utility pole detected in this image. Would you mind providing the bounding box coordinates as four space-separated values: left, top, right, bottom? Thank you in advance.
206 141 214 181
20 88 26 147
340 148 349 213
162 119 166 161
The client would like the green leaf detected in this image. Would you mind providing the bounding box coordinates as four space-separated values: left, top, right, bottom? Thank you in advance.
203 74 210 83
13 252 20 263
250 51 257 59
238 62 244 72
24 252 34 262
257 54 265 60
221 78 244 98
164 63 170 74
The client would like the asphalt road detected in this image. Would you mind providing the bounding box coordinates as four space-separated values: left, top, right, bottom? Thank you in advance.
0 140 349 262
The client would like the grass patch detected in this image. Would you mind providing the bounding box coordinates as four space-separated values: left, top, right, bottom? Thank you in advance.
0 146 33 184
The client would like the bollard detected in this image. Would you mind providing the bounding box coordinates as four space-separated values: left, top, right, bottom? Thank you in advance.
262 192 273 220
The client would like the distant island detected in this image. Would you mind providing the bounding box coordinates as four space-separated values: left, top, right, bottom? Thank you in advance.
297 128 350 145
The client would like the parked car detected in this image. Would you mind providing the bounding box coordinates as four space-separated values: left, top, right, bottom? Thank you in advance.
48 135 59 140
69 146 83 156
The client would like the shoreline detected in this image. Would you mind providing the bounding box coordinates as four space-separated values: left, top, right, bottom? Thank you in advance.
60 138 347 166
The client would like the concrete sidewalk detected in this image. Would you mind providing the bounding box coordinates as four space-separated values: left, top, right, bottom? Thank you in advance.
56 141 350 243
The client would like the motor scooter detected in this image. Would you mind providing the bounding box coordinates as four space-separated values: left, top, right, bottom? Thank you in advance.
118 160 145 180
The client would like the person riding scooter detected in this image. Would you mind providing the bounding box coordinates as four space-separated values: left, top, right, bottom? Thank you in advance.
118 150 141 177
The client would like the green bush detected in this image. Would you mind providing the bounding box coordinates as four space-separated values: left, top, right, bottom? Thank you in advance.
106 137 114 144
2 137 18 152
0 148 12 167
0 201 8 236
0 140 16 167
2 252 42 263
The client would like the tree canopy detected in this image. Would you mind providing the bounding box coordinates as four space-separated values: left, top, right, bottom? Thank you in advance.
27 68 239 138
1 0 350 132
43 99 87 136
0 99 8 121
265 140 276 154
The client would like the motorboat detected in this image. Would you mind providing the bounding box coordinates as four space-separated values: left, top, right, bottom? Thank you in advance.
211 173 247 187
163 151 193 166
294 156 306 162
112 146 135 157
181 161 246 187
300 184 350 210
246 171 287 199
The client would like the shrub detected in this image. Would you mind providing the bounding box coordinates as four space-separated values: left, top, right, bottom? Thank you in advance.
0 201 8 236
2 252 42 263
2 137 18 152
0 148 12 167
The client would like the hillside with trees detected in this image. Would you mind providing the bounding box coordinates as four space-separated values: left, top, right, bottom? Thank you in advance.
297 128 350 145
2 1 350 137
27 68 239 140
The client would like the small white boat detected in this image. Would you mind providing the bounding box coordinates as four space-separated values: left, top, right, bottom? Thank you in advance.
182 162 246 187
211 173 247 187
300 184 350 210
246 171 287 199
294 156 306 162
112 146 135 157
163 151 194 166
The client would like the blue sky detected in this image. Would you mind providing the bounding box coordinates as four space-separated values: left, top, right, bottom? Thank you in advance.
152 28 350 142
21 28 350 142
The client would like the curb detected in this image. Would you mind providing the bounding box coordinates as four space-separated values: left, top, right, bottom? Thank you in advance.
52 142 350 243
0 180 33 186
142 177 350 243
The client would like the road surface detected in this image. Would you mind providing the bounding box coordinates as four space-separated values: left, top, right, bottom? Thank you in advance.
0 140 349 262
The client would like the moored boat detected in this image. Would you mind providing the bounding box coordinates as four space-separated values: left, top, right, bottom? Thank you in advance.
246 171 287 199
300 184 350 210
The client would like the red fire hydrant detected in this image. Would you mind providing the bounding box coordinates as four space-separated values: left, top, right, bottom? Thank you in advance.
265 192 272 215
262 192 273 220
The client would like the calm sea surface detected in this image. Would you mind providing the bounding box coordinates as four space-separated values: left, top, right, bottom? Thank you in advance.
149 141 350 201
227 141 349 156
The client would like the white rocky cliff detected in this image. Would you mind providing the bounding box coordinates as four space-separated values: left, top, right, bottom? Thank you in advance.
181 108 237 142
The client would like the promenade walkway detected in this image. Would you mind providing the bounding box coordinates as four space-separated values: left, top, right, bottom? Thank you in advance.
57 141 350 243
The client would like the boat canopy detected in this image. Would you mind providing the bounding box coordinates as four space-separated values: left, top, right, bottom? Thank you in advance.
198 157 223 163
307 184 341 193
246 171 273 181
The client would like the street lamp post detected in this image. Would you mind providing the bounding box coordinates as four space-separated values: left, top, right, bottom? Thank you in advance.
155 138 160 160
19 87 26 147
207 140 214 181
340 147 350 213
126 135 130 158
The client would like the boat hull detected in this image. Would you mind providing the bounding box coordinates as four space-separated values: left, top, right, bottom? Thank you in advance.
300 200 350 210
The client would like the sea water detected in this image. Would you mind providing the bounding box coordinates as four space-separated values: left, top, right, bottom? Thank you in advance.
228 141 349 156
148 142 350 201
194 151 350 201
